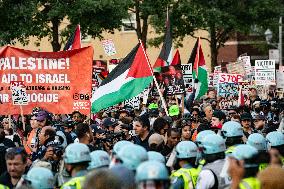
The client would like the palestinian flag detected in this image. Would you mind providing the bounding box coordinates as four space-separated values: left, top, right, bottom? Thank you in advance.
188 38 208 100
153 15 173 72
63 25 82 51
171 49 181 65
91 44 153 113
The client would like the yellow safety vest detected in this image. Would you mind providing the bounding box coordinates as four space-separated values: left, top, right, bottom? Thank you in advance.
259 163 268 171
225 146 236 155
60 176 85 189
239 177 261 189
0 184 9 189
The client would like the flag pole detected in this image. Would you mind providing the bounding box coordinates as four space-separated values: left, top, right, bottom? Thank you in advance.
139 39 169 116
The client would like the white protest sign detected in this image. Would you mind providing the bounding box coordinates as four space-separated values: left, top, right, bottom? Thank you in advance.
277 66 284 89
10 81 28 105
181 64 193 93
213 66 221 88
102 39 117 56
254 60 276 86
238 56 252 77
218 73 243 83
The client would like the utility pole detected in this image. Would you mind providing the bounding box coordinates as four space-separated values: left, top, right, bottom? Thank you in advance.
279 16 282 66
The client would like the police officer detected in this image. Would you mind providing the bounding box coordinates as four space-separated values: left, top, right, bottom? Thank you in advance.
221 121 244 155
147 151 165 164
60 143 91 189
0 185 9 189
17 167 54 189
196 134 229 189
228 144 261 189
247 133 269 170
109 140 133 167
136 161 170 189
266 131 284 166
87 150 110 170
171 141 200 189
116 144 148 171
195 130 215 165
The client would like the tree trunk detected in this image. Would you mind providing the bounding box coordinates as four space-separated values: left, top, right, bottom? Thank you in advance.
134 0 148 48
209 25 218 72
141 15 149 48
51 18 61 52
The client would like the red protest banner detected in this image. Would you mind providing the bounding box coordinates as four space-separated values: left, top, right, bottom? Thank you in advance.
0 46 93 115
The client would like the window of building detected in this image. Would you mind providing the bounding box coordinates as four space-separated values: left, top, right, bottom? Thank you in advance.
122 13 136 32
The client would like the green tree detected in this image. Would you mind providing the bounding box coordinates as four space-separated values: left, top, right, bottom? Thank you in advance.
0 0 130 51
151 0 283 70
125 0 172 47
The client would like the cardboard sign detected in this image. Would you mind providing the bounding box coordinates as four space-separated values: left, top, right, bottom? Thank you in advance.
0 46 93 114
226 62 245 75
254 60 276 85
238 56 252 77
10 81 28 105
161 65 185 96
102 39 117 56
181 64 193 93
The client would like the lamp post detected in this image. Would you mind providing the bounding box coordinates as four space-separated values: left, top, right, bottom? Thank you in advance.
264 16 282 66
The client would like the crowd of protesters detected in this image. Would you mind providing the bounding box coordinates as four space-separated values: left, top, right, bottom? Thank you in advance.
0 87 284 189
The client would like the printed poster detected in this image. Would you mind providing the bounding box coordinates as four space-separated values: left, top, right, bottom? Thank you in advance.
161 65 185 96
254 60 276 86
181 64 194 93
102 39 117 56
217 73 243 109
10 81 28 105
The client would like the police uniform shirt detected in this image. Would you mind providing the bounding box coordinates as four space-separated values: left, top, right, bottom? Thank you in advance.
171 164 193 189
196 169 215 189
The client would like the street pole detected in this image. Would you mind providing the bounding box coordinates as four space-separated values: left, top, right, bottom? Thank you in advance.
279 16 282 66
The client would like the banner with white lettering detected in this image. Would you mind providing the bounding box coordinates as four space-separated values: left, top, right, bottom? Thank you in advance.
0 46 93 114
254 60 276 86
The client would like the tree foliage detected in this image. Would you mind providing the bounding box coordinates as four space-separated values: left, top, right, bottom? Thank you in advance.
150 0 283 70
0 0 130 51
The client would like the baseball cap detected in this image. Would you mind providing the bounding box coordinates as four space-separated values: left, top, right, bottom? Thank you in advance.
169 105 180 117
240 113 252 121
253 114 265 120
90 124 105 134
148 133 165 146
35 110 49 121
148 103 158 110
102 117 118 128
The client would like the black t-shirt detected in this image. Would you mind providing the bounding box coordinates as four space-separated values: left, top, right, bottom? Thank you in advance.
3 138 15 148
0 172 15 189
132 132 152 151
0 144 7 174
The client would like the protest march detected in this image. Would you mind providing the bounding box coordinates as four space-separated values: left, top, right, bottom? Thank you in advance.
0 13 284 189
